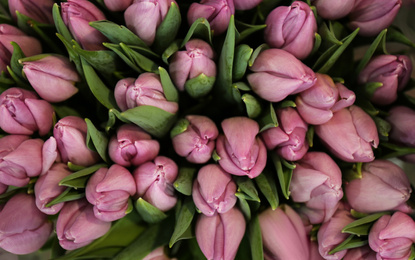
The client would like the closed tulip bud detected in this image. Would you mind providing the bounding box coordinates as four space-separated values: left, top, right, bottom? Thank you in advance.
171 115 218 164
0 193 52 255
134 156 178 211
369 212 415 259
21 55 80 103
196 208 245 260
104 0 133 11
265 1 317 60
53 116 101 167
86 164 136 222
109 124 160 167
296 74 356 125
311 0 356 20
192 164 237 216
261 107 309 161
34 163 72 215
114 73 179 114
9 0 54 24
0 24 42 73
345 160 412 214
187 0 235 35
61 0 107 51
0 87 54 136
315 105 379 162
343 246 376 260
56 199 111 250
247 49 316 102
125 0 176 46
215 117 267 179
233 0 262 10
348 0 402 36
259 205 310 259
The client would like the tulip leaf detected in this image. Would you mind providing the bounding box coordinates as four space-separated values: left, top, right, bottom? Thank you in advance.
185 73 216 98
242 94 262 119
363 82 383 98
55 34 83 75
103 43 143 73
45 187 85 207
153 2 181 54
8 42 26 82
162 39 181 64
169 197 196 248
306 125 314 148
355 29 388 75
6 66 30 90
255 169 279 210
106 108 131 132
235 22 267 44
258 103 278 133
67 162 86 172
386 26 415 48
271 153 292 200
319 22 342 46
159 66 179 102
0 74 14 92
409 245 415 260
233 44 253 81
248 43 268 67
85 118 109 163
248 215 263 260
134 198 168 224
182 17 213 47
52 3 72 42
235 176 260 202
170 118 190 139
59 163 107 188
342 212 389 236
329 235 368 255
173 167 196 196
120 43 159 73
310 32 321 56
374 116 391 141
52 105 82 119
237 196 251 220
0 188 24 204
73 46 119 76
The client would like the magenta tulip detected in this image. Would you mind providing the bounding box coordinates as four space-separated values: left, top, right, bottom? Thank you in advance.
312 0 356 20
233 0 262 10
8 0 54 24
103 0 133 11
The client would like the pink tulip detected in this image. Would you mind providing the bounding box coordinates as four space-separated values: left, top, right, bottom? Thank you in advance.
215 117 267 178
247 48 316 102
196 208 245 260
103 0 133 11
171 115 218 164
311 0 356 20
265 1 317 59
8 0 54 24
108 124 160 167
233 0 262 10
0 193 52 255
86 164 136 222
133 156 178 211
343 246 377 260
298 204 340 225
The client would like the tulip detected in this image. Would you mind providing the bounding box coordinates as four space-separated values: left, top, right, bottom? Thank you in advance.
247 48 316 102
103 0 133 11
345 160 412 214
0 87 54 136
8 0 54 24
0 193 52 255
134 156 178 211
169 39 216 94
108 124 160 167
187 0 235 35
171 115 218 164
369 212 415 260
196 208 245 260
0 24 42 73
0 135 43 187
261 107 309 161
192 164 237 216
259 205 310 259
61 0 107 51
21 54 80 103
343 246 377 260
114 73 179 114
358 55 412 105
53 116 101 167
348 0 402 36
315 105 379 162
124 0 177 46
296 73 356 125
215 117 267 179
298 204 340 225
311 0 356 20
34 163 72 215
233 0 262 10
264 1 317 59
56 199 111 250
86 164 136 222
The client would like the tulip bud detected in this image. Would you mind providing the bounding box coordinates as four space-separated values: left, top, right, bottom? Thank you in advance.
108 124 160 167
348 0 402 36
215 117 267 179
171 115 218 164
114 73 179 114
315 105 379 162
259 205 310 259
261 107 309 161
9 0 54 24
61 0 107 51
233 0 262 10
311 0 356 20
21 54 80 103
103 0 133 12
0 193 52 255
133 156 178 211
343 246 377 260
56 199 111 250
296 73 356 125
265 1 317 60
124 0 177 46
196 208 245 260
86 164 136 222
53 116 101 167
369 212 415 259
34 163 72 215
187 0 235 35
247 48 316 102
0 87 54 136
0 24 42 73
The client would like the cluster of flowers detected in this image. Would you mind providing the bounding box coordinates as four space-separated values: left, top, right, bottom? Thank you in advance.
0 0 415 259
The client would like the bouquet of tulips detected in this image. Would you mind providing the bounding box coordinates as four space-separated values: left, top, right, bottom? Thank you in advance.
1 0 415 259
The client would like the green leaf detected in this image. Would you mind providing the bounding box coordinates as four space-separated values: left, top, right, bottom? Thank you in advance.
319 22 343 46
364 82 383 98
409 245 415 260
237 196 251 220
59 164 107 189
355 29 388 75
55 34 82 75
184 73 216 98
134 198 167 224
234 176 260 202
45 187 85 207
342 212 389 236
374 116 391 140
329 235 368 255
162 39 181 64
236 23 267 44
173 167 196 196
386 26 415 48
248 215 263 260
52 3 72 42
258 103 278 132
170 118 190 138
120 43 159 73
85 118 109 163
271 153 292 200
169 197 196 248
182 17 212 47
248 43 268 67
255 169 279 210
9 42 26 82
103 43 142 73
242 94 262 119
0 188 24 204
233 44 253 81
153 2 181 54
73 46 120 76
310 32 322 56
52 105 82 119
159 66 179 102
